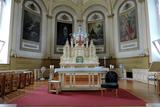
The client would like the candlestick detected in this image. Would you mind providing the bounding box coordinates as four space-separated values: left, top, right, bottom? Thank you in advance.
104 57 106 67
49 65 54 80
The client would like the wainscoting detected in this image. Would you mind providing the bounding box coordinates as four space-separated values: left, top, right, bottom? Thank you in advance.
115 56 149 71
0 56 149 72
0 57 50 70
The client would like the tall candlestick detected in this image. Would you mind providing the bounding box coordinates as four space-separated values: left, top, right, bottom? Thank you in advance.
49 65 54 80
104 57 106 67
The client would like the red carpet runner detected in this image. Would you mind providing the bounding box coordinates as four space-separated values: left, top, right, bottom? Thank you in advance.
11 86 145 106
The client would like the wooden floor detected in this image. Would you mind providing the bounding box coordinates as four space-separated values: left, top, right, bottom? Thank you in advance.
0 79 160 107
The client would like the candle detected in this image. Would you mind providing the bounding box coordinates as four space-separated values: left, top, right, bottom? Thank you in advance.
50 65 54 69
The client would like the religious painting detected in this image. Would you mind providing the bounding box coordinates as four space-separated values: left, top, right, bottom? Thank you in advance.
119 11 137 42
118 0 139 52
57 22 72 45
22 10 41 42
20 1 41 52
87 12 105 54
88 22 104 45
54 12 73 54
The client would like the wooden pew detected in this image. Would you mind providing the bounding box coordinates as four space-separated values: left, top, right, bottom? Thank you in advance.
4 72 12 94
0 73 5 99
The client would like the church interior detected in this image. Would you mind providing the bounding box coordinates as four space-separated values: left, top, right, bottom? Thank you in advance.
0 0 160 107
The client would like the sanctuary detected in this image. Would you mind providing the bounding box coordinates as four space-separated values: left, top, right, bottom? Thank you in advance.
55 25 108 90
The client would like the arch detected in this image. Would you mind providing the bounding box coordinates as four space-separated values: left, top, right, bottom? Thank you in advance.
52 5 77 18
82 4 108 17
22 0 47 13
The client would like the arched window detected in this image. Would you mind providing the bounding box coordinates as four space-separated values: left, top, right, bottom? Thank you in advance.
118 0 139 51
87 11 105 54
55 12 73 53
21 0 42 52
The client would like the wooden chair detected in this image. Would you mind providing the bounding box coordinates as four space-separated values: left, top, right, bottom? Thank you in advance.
4 73 12 94
100 71 119 96
18 72 26 89
25 72 30 86
30 71 34 84
11 72 18 91
48 80 61 94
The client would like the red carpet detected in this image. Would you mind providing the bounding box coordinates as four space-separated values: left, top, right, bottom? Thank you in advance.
11 86 145 106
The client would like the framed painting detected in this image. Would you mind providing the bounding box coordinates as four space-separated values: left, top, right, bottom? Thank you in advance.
22 10 41 42
118 0 139 52
54 12 73 54
57 22 72 45
88 21 104 45
87 11 105 54
20 1 41 52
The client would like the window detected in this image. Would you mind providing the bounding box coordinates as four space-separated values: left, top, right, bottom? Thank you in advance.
0 0 11 64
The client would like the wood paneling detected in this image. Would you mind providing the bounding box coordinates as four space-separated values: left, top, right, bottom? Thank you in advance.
0 65 10 70
0 57 51 70
0 56 149 72
10 57 42 69
115 56 149 71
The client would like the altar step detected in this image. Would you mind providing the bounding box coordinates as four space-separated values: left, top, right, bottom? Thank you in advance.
61 85 101 91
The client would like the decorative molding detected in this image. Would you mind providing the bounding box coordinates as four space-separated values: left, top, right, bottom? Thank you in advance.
107 13 114 18
46 14 53 19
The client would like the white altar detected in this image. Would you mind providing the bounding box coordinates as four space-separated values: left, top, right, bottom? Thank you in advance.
60 25 99 68
55 67 109 90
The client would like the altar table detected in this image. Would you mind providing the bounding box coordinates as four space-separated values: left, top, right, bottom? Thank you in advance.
54 67 109 90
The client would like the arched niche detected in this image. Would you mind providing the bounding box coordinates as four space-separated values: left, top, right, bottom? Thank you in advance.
117 0 139 52
51 5 76 57
16 0 47 58
83 5 109 56
86 11 105 54
20 0 42 52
